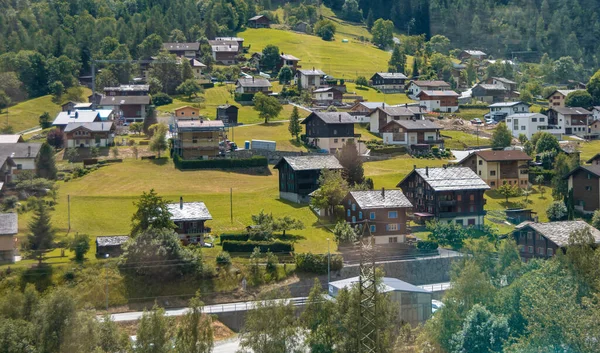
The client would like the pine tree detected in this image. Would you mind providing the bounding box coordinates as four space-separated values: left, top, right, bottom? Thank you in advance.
288 106 302 141
388 45 406 73
365 9 374 30
24 201 55 265
35 142 57 180
411 58 419 78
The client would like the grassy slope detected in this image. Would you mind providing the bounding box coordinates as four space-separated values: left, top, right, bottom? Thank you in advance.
1 96 61 133
240 28 394 78
344 83 414 104
442 130 490 149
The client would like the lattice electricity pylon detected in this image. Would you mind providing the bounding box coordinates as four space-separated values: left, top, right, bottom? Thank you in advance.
358 220 377 353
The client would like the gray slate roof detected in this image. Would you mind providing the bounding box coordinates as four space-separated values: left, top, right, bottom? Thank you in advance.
399 167 490 191
475 84 507 91
104 85 149 92
64 122 114 132
0 143 41 159
350 189 413 209
167 202 212 221
492 77 516 85
463 50 487 56
0 213 17 235
409 80 451 88
236 77 272 88
276 155 343 171
0 135 23 143
516 221 600 247
163 42 200 51
303 112 354 124
96 236 130 247
374 72 408 79
393 119 441 130
419 90 460 97
380 106 422 117
298 69 326 76
489 101 529 108
551 107 592 115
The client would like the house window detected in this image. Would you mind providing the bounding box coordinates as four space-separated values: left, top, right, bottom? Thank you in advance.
352 216 356 223
334 139 338 143
456 219 463 226
386 224 399 231
370 225 376 233
521 126 526 130
478 160 482 165
457 195 462 201
468 218 475 225
528 246 533 253
388 211 398 218
532 117 537 122
469 194 474 201
347 209 351 217
490 170 496 176
588 173 592 179
370 212 376 220
457 206 462 212
352 203 356 211
469 205 475 212
389 237 398 243
518 245 525 252
491 181 496 187
586 186 592 191
358 211 362 220
540 118 545 122
527 232 532 239
547 248 554 256
16 164 22 170
538 247 545 255
333 129 338 135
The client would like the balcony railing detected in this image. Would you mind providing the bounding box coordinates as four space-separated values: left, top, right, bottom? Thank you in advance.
438 200 457 207
185 228 207 235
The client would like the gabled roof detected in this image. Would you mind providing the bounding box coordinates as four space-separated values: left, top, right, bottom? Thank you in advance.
545 89 580 99
104 84 149 92
409 80 451 88
218 104 239 110
376 106 423 117
236 77 272 88
280 54 300 61
515 221 600 247
586 153 600 164
167 201 212 221
175 106 200 112
381 119 441 131
349 189 413 209
274 155 343 171
0 213 17 235
474 83 507 92
469 150 532 162
0 135 23 143
162 42 200 51
462 50 487 56
372 72 408 80
176 119 225 131
215 37 244 42
397 167 490 191
298 69 326 76
96 236 130 247
52 110 100 126
190 59 206 68
209 41 239 52
492 77 516 85
418 90 459 97
550 107 592 115
64 122 114 133
506 113 544 119
74 102 93 109
301 112 354 124
96 109 114 119
564 164 600 179
248 15 268 21
489 101 530 108
100 96 151 105
313 87 341 93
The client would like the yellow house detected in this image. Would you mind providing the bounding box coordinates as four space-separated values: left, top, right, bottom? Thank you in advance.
173 119 225 159
174 106 201 119
458 150 532 189
0 213 17 263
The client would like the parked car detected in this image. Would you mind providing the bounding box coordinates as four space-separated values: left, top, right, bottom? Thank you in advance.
471 118 483 125
432 299 444 313
485 119 497 125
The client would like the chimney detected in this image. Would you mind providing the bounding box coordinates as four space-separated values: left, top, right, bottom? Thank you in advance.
413 164 416 170
27 146 31 157
405 103 408 108
443 164 447 169
339 114 342 122
180 196 183 209
252 76 254 82
426 166 429 177
381 187 385 198
382 102 385 108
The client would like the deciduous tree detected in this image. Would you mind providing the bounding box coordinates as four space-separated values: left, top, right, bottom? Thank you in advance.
69 233 90 262
253 92 283 124
130 189 176 236
491 122 512 148
136 306 174 353
177 79 203 99
388 45 406 73
565 90 593 108
546 201 567 221
371 18 394 48
261 45 280 71
149 123 168 158
175 293 214 353
310 169 349 218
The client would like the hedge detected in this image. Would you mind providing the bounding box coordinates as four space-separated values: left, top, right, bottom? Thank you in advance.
370 146 407 155
459 104 489 109
416 240 439 251
222 240 294 253
219 233 250 244
201 82 215 89
174 154 268 170
295 253 343 274
235 93 255 102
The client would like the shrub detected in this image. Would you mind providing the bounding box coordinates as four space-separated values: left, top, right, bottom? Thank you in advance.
173 154 268 170
221 240 293 253
152 93 173 106
3 196 18 210
69 233 90 262
416 240 439 251
219 233 250 244
295 253 343 274
216 251 232 266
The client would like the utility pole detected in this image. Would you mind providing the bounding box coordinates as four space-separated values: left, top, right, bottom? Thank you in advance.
105 255 109 312
230 188 233 223
67 195 71 231
358 220 377 353
327 237 331 284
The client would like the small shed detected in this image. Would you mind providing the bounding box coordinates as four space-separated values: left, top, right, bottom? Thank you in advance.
96 236 130 258
328 276 432 326
505 208 536 224
217 104 239 126
248 15 270 28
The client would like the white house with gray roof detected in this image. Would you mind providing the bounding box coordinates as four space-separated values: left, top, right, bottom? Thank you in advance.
295 68 327 90
167 198 213 245
235 77 272 95
370 72 408 92
487 101 530 121
0 143 41 174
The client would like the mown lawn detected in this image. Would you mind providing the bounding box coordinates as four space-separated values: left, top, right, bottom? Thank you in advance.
454 108 488 121
239 28 395 78
232 121 309 151
363 156 450 189
577 140 600 162
15 159 335 265
442 130 490 150
344 83 415 105
484 185 553 233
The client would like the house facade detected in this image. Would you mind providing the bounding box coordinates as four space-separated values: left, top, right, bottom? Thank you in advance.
167 198 212 245
342 189 413 244
296 69 326 90
397 166 490 226
209 40 239 65
301 112 355 153
52 110 101 131
0 154 15 189
104 85 149 96
458 150 531 189
235 77 272 95
0 213 17 263
458 50 487 61
406 80 451 98
417 90 459 113
471 83 514 103
370 72 408 93
593 106 600 122
274 155 343 203
95 236 129 258
546 89 581 108
565 165 600 214
162 43 200 58
65 122 115 148
487 101 530 121
278 53 301 71
368 105 425 133
513 221 600 261
248 15 270 28
547 107 592 136
380 119 443 152
312 87 343 105
174 106 201 119
485 77 517 92
505 113 560 139
0 143 41 174
587 153 600 166
173 119 225 159
216 104 239 126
